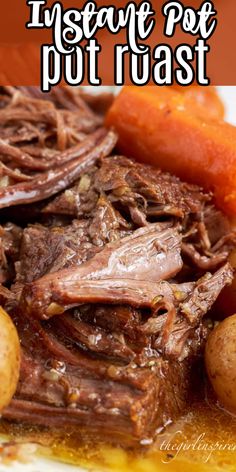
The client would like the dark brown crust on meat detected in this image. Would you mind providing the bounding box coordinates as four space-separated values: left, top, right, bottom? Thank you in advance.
0 87 235 446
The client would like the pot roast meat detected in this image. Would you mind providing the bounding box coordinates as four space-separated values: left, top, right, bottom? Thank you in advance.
43 154 210 222
0 87 235 446
81 304 141 335
42 165 99 218
0 128 106 171
20 86 115 116
53 314 136 362
0 130 117 209
17 220 100 284
0 87 114 209
94 155 209 217
25 278 189 319
2 265 223 445
21 222 183 318
3 358 191 445
180 263 233 325
17 200 133 285
42 154 236 272
3 317 197 444
0 223 22 284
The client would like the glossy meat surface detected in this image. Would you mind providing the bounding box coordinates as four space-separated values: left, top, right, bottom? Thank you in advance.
0 87 235 446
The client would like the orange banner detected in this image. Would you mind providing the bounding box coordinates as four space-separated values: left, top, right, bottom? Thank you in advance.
0 0 235 86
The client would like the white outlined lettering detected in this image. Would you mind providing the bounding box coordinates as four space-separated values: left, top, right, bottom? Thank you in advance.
26 0 217 90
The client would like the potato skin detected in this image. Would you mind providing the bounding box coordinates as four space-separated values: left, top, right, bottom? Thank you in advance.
0 307 20 410
205 315 236 414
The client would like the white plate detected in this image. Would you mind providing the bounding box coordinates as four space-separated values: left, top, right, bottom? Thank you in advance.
0 458 85 472
0 86 236 472
218 86 236 125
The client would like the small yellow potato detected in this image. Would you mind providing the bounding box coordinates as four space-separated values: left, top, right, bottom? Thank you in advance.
205 314 236 414
0 306 20 410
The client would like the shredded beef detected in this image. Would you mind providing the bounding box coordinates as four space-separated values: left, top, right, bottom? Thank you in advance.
0 87 235 446
0 223 22 284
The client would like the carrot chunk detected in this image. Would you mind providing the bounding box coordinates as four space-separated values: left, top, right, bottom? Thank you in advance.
106 86 236 215
174 86 225 120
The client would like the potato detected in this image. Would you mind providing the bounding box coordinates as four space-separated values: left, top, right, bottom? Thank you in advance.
0 306 20 410
205 314 236 413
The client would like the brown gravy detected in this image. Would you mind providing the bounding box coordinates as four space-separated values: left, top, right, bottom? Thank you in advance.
0 395 236 471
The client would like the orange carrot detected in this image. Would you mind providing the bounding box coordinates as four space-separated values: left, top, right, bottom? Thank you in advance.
174 86 225 120
106 86 236 216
